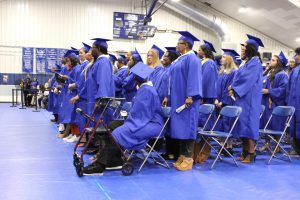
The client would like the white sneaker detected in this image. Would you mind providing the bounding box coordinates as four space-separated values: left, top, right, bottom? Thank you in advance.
63 134 73 141
65 135 76 142
67 135 79 143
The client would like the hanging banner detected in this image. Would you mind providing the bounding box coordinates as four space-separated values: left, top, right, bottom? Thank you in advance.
46 48 58 73
57 49 68 65
22 47 34 73
36 48 47 73
113 12 145 40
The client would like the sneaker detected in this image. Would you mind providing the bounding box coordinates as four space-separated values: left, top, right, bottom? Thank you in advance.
83 163 104 176
176 158 193 171
105 160 123 170
66 135 79 143
63 134 73 141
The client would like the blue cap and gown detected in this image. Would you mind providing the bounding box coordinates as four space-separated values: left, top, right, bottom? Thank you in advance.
230 35 263 140
112 62 164 150
169 31 202 140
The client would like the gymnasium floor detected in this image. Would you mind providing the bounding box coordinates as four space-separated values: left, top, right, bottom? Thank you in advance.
1 103 300 200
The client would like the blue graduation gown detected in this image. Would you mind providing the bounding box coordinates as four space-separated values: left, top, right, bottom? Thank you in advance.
85 55 115 115
149 65 166 102
261 71 288 131
216 70 236 133
199 59 218 129
52 81 60 115
114 66 128 98
59 66 77 124
202 59 218 99
169 52 202 139
74 61 90 132
122 72 137 102
231 57 263 140
47 75 56 112
287 66 300 139
112 83 164 150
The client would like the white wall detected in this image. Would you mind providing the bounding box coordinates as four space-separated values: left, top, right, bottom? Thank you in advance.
0 0 294 101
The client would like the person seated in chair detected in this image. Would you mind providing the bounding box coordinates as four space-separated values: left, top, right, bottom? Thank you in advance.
83 62 165 176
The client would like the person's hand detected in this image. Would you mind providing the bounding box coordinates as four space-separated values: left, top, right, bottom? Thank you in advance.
68 83 76 90
70 95 79 104
162 97 168 107
214 99 219 106
228 89 235 100
262 89 269 94
217 102 223 108
185 97 193 107
61 75 68 80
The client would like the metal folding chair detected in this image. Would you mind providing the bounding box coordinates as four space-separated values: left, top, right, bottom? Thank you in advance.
138 107 171 172
260 105 265 119
199 106 242 169
259 106 295 164
196 104 215 144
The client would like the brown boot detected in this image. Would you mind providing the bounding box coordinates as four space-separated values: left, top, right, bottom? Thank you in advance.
176 158 194 171
173 155 185 168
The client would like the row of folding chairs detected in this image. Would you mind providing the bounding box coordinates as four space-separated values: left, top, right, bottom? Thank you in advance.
198 104 295 170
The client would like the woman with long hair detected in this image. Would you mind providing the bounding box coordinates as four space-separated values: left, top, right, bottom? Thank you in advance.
148 45 166 103
259 54 288 152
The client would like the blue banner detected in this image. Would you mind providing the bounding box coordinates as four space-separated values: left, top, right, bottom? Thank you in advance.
36 48 47 73
113 12 145 40
22 47 34 73
57 49 68 65
46 48 58 73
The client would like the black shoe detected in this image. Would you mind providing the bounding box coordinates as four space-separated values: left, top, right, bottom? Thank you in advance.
106 160 123 170
221 148 233 157
83 162 105 176
161 153 176 160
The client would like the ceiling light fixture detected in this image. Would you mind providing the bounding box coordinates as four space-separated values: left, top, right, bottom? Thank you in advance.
296 37 300 42
238 6 251 13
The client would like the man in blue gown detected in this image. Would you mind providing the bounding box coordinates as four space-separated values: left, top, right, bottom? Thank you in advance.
114 55 128 98
83 62 164 176
169 31 202 171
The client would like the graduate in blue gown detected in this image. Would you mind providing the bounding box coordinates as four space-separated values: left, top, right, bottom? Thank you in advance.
148 45 166 102
82 62 164 175
159 47 180 160
215 49 239 137
48 64 62 123
69 43 93 133
57 50 81 139
121 50 143 102
114 55 128 98
286 47 300 155
259 53 288 153
197 40 218 129
229 34 264 163
169 31 202 171
84 38 115 124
